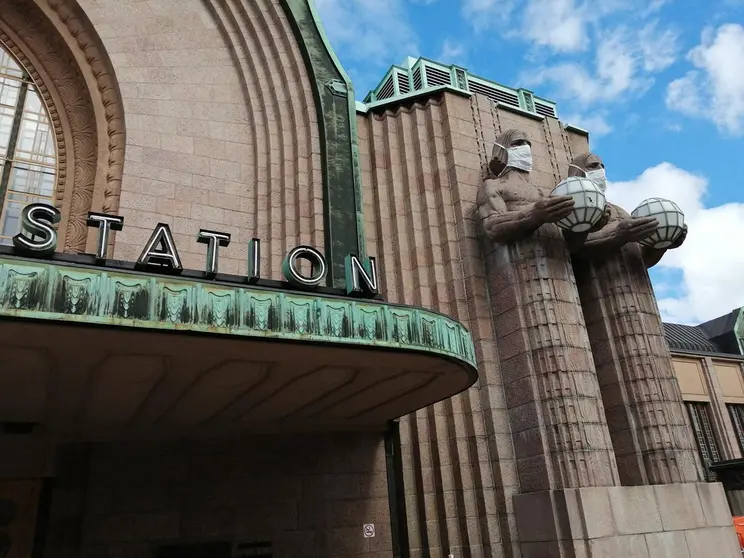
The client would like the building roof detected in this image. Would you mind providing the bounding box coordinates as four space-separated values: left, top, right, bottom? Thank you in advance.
359 56 559 120
700 308 740 339
663 322 719 353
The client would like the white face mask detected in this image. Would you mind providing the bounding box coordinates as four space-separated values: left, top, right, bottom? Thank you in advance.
497 143 532 174
586 168 607 192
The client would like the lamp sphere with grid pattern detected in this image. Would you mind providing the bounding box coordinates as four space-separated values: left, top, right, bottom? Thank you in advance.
549 177 607 233
630 198 685 249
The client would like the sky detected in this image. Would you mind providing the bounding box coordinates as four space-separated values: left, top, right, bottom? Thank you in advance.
315 0 744 326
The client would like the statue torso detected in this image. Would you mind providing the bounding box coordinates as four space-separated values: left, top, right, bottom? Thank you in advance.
479 170 544 217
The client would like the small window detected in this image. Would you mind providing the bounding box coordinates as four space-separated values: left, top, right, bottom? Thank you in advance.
728 404 744 453
686 402 722 481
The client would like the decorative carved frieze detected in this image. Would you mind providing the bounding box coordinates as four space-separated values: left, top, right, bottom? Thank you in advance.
0 255 478 369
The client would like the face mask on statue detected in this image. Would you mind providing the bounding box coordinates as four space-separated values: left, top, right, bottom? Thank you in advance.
586 168 607 192
496 143 533 174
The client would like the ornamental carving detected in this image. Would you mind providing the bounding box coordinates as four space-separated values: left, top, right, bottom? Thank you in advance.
0 0 125 254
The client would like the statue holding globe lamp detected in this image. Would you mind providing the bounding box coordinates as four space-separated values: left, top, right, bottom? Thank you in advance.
476 129 620 493
568 152 701 486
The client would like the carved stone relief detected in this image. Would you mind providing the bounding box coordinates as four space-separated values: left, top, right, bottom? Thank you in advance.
0 0 124 254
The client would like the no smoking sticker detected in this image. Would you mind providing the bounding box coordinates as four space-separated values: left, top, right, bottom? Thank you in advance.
363 524 375 538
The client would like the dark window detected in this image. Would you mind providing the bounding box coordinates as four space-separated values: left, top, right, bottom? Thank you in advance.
728 404 744 453
686 402 722 481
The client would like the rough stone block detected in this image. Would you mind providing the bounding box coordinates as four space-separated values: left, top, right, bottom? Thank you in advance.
575 487 615 540
589 534 650 558
654 483 706 531
685 526 741 558
519 541 562 558
697 482 735 528
607 486 662 535
645 531 692 558
513 491 561 543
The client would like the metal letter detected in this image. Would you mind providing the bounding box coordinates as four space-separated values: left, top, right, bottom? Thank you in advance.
344 255 379 297
197 229 231 278
247 238 261 284
87 212 124 262
281 245 327 288
12 203 60 256
136 223 183 272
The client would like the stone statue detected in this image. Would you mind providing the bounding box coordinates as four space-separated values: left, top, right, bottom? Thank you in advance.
569 152 702 485
476 130 620 492
477 129 578 243
565 152 687 265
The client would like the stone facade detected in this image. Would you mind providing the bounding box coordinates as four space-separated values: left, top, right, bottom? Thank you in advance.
0 1 740 557
42 437 392 558
356 93 737 556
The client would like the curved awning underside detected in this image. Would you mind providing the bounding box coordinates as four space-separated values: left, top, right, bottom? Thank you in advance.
0 255 477 440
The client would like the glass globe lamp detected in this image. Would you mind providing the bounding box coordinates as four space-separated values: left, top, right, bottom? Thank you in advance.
630 198 685 249
549 177 607 233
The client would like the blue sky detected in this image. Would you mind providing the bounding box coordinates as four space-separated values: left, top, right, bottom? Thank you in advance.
316 0 744 325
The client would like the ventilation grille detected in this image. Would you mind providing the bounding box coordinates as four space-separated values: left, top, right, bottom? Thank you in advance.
468 81 520 107
396 72 410 95
412 67 423 90
534 101 556 118
376 75 395 100
424 65 451 87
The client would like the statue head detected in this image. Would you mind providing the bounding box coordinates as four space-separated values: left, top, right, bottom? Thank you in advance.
489 129 532 177
568 152 607 192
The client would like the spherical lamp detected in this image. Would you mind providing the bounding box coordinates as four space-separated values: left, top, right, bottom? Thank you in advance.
631 197 685 249
549 177 607 233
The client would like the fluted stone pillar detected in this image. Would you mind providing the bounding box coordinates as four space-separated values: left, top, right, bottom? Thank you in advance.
574 241 702 485
485 226 621 493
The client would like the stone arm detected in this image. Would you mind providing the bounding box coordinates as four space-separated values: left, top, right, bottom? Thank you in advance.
572 204 659 262
476 179 575 244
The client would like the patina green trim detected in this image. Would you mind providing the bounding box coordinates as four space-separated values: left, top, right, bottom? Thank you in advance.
734 308 744 356
0 257 477 370
306 0 368 268
281 0 367 289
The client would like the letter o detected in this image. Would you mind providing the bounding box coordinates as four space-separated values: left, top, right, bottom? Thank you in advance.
282 246 327 288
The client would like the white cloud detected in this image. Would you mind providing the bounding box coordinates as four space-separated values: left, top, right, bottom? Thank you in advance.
561 112 613 136
666 23 744 135
521 0 587 53
638 21 680 72
461 0 514 30
606 163 744 324
523 24 677 105
439 40 467 64
315 0 418 70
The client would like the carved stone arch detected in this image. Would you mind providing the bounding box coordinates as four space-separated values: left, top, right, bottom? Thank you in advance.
0 0 125 253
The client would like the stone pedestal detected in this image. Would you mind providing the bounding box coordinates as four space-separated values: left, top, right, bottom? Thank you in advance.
514 482 740 557
574 242 702 485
